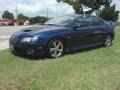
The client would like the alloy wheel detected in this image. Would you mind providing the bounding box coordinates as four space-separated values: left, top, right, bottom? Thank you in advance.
49 40 64 58
104 35 112 47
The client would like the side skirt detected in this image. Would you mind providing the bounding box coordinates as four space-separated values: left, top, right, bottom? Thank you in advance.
65 42 103 53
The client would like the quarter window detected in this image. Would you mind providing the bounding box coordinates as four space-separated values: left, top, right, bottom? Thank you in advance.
92 17 104 26
75 17 93 27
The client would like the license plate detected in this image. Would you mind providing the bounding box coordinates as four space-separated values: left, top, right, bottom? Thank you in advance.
9 44 14 51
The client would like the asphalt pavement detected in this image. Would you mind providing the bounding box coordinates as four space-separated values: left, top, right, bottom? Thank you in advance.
0 26 32 50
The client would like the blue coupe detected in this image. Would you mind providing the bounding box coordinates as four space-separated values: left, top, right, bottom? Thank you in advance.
9 15 115 58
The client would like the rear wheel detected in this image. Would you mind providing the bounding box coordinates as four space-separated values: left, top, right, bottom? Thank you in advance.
104 35 112 47
47 39 64 58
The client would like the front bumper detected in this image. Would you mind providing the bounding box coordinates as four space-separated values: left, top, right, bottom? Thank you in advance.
9 35 48 56
9 43 45 56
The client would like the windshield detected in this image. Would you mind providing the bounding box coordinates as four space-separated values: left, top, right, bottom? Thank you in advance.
44 15 78 27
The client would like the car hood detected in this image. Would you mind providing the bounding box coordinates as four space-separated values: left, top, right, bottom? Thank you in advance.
13 25 68 37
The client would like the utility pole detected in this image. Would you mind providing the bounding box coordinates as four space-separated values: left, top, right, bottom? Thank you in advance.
56 4 57 17
14 0 19 25
47 8 48 17
0 11 2 19
15 5 18 25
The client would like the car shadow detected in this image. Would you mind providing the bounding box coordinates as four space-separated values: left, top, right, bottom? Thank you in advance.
12 45 104 61
66 45 103 55
12 52 46 61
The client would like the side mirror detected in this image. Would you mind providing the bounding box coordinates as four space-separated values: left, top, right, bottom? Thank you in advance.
76 24 81 28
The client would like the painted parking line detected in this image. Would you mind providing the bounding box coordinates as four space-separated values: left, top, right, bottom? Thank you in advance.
0 40 9 50
0 36 11 39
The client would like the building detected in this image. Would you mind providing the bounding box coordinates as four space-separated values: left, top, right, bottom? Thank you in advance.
0 19 17 26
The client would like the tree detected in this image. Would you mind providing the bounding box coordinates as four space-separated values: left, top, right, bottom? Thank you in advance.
17 13 29 21
17 13 29 25
29 16 49 24
2 10 14 19
57 0 112 14
99 4 119 22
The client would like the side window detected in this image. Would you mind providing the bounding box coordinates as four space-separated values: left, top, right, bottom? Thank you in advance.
75 17 93 27
84 17 93 26
92 17 104 26
75 17 84 26
77 18 84 23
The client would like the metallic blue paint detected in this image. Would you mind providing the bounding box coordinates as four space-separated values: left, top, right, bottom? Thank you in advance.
9 15 115 56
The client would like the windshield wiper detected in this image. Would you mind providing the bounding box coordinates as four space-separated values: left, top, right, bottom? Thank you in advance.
45 24 60 26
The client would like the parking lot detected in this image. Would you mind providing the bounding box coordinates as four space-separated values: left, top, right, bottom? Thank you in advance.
0 26 32 50
0 26 32 41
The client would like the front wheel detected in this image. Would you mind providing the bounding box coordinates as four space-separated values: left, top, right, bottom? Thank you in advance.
47 39 64 58
104 35 112 47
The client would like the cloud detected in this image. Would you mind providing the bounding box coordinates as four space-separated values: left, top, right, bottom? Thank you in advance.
0 0 119 18
0 0 74 17
112 0 120 11
17 0 74 17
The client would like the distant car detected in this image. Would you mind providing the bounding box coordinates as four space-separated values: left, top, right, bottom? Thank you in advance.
0 22 5 26
9 15 115 58
8 22 14 26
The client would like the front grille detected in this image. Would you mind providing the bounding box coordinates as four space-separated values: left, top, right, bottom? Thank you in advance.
14 46 26 53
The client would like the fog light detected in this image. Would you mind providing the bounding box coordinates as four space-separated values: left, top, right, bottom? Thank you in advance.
37 46 43 50
26 49 34 55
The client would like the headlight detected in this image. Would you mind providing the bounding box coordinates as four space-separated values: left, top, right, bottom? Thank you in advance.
21 36 38 42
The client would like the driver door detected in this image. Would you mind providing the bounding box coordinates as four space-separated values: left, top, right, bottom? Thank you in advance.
69 17 95 50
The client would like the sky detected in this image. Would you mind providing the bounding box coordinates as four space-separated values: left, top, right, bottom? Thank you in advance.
0 0 119 18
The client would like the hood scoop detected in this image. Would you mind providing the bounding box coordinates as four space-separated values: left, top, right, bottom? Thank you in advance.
22 29 33 32
22 26 47 33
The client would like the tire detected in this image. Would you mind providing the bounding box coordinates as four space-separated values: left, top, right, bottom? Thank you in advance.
46 39 64 58
104 35 112 47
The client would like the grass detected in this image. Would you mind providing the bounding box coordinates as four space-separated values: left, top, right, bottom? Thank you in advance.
0 27 120 90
